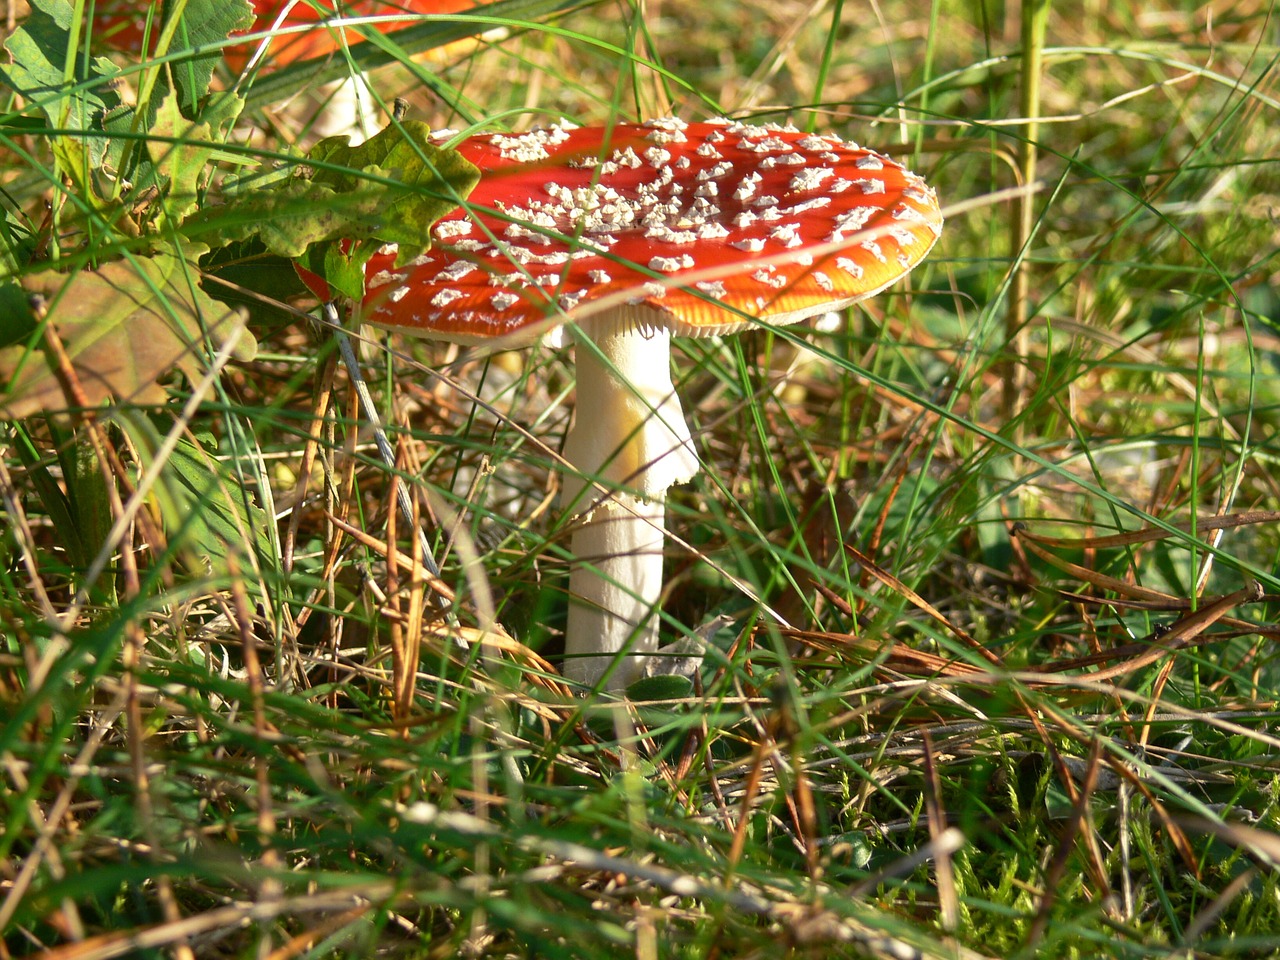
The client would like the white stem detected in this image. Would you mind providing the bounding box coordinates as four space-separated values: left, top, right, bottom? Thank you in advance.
565 495 665 689
561 322 700 690
312 74 381 141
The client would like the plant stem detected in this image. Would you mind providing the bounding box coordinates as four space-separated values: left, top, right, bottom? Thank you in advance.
1004 0 1050 424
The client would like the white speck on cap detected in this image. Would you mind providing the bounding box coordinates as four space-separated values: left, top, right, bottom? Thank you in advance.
431 288 465 307
438 261 477 282
789 167 836 192
645 146 672 167
836 256 863 279
860 240 888 263
650 254 695 272
769 224 803 248
797 135 834 151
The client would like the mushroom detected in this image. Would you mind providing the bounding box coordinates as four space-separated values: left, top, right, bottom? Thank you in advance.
231 0 488 71
95 0 487 63
326 117 942 690
225 0 494 136
94 0 491 135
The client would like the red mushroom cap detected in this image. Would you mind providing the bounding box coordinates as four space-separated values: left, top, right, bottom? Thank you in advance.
355 117 943 344
94 0 482 68
225 0 485 72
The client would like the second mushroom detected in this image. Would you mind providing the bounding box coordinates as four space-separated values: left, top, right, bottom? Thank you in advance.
352 117 943 690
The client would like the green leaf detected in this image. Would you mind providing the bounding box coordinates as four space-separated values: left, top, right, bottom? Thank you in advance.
186 120 480 299
625 674 695 701
138 426 276 577
160 0 254 115
9 423 88 577
0 254 257 419
1045 779 1075 820
186 174 399 259
0 282 39 349
294 240 370 304
305 120 481 263
0 0 124 132
99 102 146 184
68 437 119 602
147 88 246 224
2 0 128 201
3 0 251 218
110 414 276 579
0 211 36 280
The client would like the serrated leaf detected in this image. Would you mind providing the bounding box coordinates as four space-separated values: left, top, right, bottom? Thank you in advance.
0 254 257 419
183 174 399 257
305 120 481 265
199 89 246 142
0 0 123 131
187 120 479 297
148 88 245 224
161 0 254 115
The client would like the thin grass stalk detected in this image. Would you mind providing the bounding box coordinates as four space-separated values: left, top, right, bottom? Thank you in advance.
320 303 447 594
229 554 284 907
1004 0 1050 424
921 731 958 933
283 348 337 577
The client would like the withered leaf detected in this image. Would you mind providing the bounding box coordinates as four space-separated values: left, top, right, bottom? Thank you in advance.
0 254 256 419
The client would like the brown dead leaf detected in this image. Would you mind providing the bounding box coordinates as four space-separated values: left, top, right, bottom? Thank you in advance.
0 253 255 419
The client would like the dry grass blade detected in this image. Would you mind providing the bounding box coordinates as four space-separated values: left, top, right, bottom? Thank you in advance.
1012 524 1182 603
325 512 457 605
1029 581 1264 682
782 625 990 680
35 889 391 960
920 731 959 933
843 543 1004 666
1013 512 1280 550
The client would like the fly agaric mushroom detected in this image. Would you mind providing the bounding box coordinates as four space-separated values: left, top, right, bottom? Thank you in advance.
225 0 493 136
314 117 942 690
95 0 486 65
230 0 489 73
94 0 489 134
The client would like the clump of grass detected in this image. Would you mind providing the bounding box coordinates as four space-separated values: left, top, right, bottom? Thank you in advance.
3 1 1280 957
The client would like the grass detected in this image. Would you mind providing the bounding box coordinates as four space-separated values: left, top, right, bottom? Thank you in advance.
3 0 1280 957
